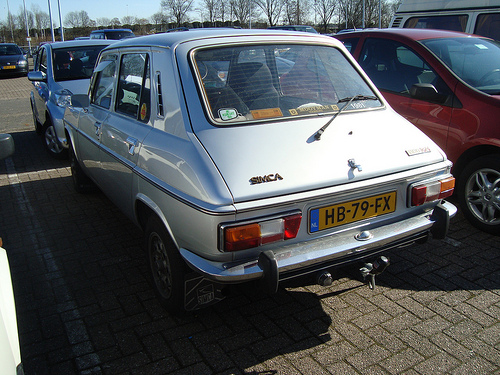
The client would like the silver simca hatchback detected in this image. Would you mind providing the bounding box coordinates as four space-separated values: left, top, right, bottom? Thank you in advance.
63 29 457 313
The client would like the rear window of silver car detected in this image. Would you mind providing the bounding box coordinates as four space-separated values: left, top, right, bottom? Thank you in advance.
192 44 381 124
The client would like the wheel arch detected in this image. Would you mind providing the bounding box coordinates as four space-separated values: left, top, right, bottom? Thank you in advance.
135 195 179 250
453 144 500 179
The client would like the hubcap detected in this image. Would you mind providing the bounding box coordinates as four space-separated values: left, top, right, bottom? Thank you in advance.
465 168 500 225
45 125 63 154
150 233 172 299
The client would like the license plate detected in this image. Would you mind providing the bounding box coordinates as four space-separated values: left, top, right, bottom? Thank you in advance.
309 191 397 232
2 66 16 70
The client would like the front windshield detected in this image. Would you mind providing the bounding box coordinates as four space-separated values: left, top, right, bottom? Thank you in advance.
421 37 500 95
192 44 381 124
53 45 107 82
0 44 22 56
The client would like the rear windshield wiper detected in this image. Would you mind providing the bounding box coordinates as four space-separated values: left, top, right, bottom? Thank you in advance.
314 94 378 140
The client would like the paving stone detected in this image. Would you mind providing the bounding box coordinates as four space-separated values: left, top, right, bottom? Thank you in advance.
1 77 499 374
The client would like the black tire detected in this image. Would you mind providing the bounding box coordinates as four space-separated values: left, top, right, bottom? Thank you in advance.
43 120 68 159
69 140 95 193
457 155 500 235
145 216 187 315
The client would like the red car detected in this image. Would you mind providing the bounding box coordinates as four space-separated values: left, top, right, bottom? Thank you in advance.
335 29 500 235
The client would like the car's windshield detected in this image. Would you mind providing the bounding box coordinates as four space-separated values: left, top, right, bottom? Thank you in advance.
421 37 500 95
0 45 22 56
53 45 107 81
192 44 381 124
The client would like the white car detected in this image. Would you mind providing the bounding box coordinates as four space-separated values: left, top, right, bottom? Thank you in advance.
64 29 457 314
0 134 23 374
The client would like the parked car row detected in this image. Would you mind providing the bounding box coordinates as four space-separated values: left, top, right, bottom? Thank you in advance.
18 26 498 315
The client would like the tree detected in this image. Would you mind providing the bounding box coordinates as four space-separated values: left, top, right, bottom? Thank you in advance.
151 11 169 26
16 6 34 33
255 0 283 27
161 0 194 27
96 17 111 27
201 0 220 24
110 18 122 27
65 10 93 28
230 0 251 25
313 0 336 32
32 4 50 39
338 0 397 30
122 16 138 25
283 0 311 25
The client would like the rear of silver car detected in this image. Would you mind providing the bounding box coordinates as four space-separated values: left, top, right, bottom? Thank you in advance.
65 31 456 313
173 36 456 301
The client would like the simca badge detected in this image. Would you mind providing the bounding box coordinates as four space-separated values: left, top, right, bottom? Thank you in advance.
250 173 283 184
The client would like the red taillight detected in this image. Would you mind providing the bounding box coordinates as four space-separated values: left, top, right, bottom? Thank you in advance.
224 213 302 252
411 177 455 206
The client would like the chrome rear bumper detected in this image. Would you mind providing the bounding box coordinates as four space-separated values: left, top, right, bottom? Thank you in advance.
180 200 456 287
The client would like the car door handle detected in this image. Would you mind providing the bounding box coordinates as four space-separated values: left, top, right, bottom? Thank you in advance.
126 137 139 155
94 122 101 138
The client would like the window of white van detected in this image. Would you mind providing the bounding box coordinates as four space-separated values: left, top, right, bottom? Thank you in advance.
404 15 468 32
475 13 500 40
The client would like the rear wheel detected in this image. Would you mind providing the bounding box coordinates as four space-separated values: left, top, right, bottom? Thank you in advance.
457 155 500 235
145 216 187 315
43 120 68 159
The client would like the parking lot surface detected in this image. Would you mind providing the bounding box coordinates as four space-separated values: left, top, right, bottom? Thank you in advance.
0 76 499 374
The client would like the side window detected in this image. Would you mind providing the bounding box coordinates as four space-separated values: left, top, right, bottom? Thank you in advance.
339 37 360 53
475 13 500 40
360 38 448 97
116 53 150 122
40 48 47 74
90 55 117 109
404 15 468 32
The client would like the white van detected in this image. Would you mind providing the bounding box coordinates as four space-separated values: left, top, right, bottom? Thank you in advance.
390 0 500 39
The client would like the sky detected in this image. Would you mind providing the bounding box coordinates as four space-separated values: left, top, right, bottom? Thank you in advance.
3 0 165 26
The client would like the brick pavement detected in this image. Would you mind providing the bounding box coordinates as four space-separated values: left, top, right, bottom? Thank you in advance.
0 76 499 374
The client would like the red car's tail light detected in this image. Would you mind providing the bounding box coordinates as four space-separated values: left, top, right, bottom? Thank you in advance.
411 177 455 206
224 213 302 252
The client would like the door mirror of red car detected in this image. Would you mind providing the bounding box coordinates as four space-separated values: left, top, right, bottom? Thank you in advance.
410 83 447 104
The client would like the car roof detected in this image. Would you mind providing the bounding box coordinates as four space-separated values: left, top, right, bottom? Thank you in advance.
90 28 133 33
335 28 483 41
47 39 115 50
103 28 328 51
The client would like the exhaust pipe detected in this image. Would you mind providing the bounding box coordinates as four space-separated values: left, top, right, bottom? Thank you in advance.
317 271 333 287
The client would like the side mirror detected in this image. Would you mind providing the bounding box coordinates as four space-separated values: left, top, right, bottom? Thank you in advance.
70 94 90 108
410 83 447 104
0 134 15 160
28 71 47 82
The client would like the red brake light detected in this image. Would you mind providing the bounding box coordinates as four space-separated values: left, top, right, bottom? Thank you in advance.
224 213 302 252
411 177 455 206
